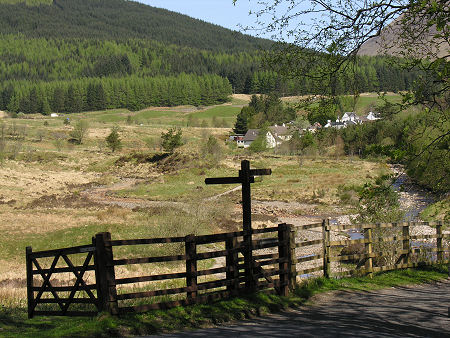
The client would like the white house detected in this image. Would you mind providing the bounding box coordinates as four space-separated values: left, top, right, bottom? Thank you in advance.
241 124 294 149
366 111 380 120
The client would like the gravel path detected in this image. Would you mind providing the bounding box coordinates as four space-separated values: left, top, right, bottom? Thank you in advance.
153 279 450 338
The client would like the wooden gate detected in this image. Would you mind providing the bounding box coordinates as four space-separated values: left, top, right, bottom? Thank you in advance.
26 244 99 317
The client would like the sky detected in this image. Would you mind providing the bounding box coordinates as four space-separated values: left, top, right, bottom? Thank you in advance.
136 0 268 38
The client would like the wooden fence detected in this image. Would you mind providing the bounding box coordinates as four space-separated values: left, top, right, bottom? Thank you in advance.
26 221 449 317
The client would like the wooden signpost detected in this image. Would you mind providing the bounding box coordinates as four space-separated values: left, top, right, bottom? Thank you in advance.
205 160 271 289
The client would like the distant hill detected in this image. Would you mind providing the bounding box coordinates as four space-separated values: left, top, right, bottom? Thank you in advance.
0 0 271 52
358 16 449 59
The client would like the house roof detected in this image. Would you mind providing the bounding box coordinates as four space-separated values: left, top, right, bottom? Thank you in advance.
359 116 369 122
243 129 260 141
269 125 290 136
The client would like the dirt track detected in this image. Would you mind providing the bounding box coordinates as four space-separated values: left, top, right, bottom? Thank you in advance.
154 279 450 337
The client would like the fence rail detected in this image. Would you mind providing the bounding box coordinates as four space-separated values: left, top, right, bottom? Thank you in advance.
26 221 449 317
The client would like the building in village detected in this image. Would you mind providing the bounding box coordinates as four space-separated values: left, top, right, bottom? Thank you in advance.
324 111 380 129
239 124 295 148
233 111 380 148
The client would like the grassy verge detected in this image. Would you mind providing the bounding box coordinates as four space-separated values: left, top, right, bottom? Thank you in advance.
1 265 447 337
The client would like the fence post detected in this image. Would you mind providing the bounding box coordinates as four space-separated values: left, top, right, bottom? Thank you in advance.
94 232 118 315
185 234 198 301
436 221 443 264
402 223 411 266
322 219 331 278
226 235 239 295
364 226 373 278
26 246 34 319
278 223 289 296
288 224 297 290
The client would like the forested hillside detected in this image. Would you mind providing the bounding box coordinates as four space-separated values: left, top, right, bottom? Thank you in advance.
0 0 270 52
0 0 422 114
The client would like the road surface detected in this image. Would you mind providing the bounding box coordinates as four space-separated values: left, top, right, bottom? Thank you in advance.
153 279 449 337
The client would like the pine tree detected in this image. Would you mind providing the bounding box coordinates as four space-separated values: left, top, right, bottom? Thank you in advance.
105 126 122 152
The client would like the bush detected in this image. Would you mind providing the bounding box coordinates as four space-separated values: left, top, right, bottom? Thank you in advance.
202 135 223 163
69 120 89 144
106 126 122 152
161 127 183 153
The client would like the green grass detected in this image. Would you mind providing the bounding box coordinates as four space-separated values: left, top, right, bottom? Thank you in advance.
115 166 238 201
190 106 241 120
1 265 447 337
420 197 450 224
353 94 402 114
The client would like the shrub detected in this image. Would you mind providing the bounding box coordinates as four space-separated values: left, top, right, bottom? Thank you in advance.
106 126 122 152
69 120 89 145
202 135 223 163
161 127 183 153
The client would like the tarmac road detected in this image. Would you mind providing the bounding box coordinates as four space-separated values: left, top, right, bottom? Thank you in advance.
152 279 449 338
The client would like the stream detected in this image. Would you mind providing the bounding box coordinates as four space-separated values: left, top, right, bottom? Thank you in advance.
391 164 435 221
345 164 436 240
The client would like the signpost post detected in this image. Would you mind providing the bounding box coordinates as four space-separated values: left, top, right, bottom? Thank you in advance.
205 160 271 290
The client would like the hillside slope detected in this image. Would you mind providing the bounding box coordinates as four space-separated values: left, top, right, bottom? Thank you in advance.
358 15 448 59
0 0 271 52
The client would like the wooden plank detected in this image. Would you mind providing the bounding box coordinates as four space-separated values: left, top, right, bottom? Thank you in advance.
37 298 97 304
362 223 400 229
251 239 284 250
289 225 297 289
297 265 323 275
322 219 331 279
205 177 243 185
197 278 235 291
436 222 443 263
248 168 272 176
329 253 374 262
329 238 369 246
197 266 228 277
26 247 34 319
243 268 284 281
117 286 190 300
226 236 239 295
196 249 230 260
30 245 95 259
294 223 323 230
241 160 254 291
185 234 197 300
257 257 285 266
296 239 323 247
33 311 98 317
365 227 373 278
113 254 186 266
410 234 438 240
253 253 279 261
115 272 186 285
252 227 279 234
295 254 323 264
97 232 118 315
195 231 244 244
32 285 97 292
109 237 185 246
278 223 289 296
328 224 362 231
32 265 96 275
